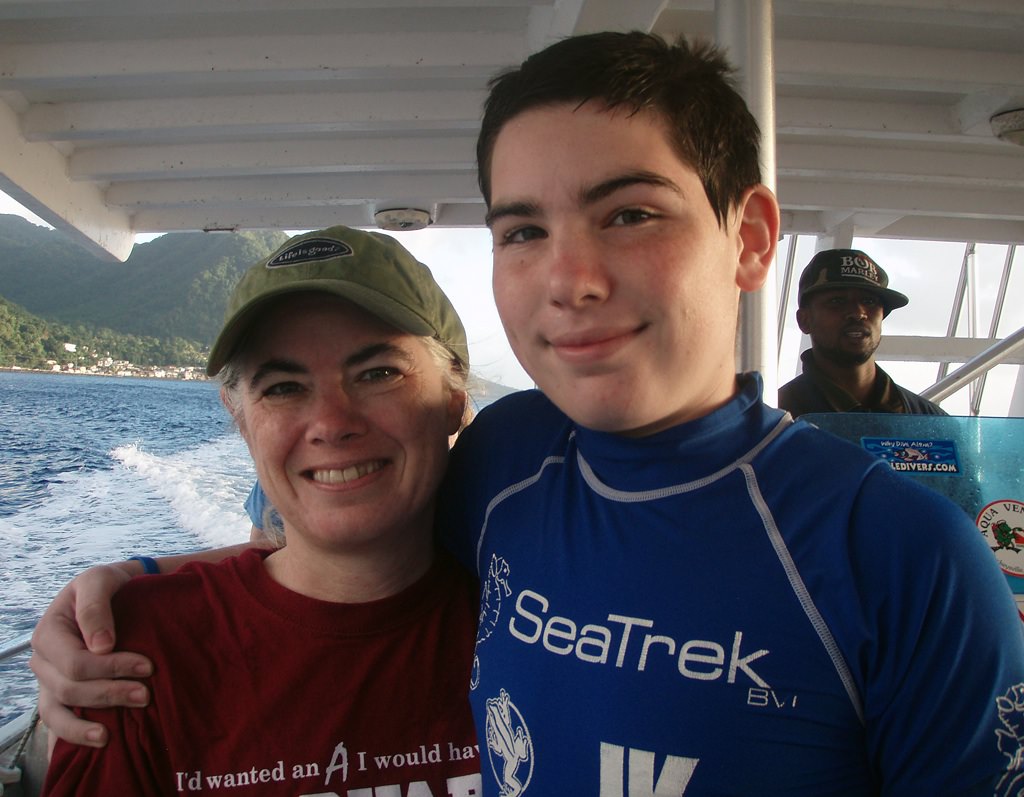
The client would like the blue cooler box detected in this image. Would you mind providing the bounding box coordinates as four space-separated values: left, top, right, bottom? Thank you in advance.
802 413 1024 621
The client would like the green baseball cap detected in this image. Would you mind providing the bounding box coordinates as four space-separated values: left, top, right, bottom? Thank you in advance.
207 225 469 376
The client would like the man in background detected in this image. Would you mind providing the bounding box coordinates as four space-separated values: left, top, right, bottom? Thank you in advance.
778 248 948 417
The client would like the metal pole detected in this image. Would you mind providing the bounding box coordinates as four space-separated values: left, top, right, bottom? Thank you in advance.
777 234 798 357
970 245 1015 416
716 0 778 400
937 242 972 381
967 246 979 410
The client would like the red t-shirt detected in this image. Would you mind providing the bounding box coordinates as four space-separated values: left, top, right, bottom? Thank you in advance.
43 548 481 796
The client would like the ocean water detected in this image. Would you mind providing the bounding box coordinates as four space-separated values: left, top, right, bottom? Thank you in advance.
0 371 255 727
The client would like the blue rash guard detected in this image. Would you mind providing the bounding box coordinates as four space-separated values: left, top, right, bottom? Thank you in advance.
437 374 1024 797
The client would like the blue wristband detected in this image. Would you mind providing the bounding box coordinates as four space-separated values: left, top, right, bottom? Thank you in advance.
129 555 160 575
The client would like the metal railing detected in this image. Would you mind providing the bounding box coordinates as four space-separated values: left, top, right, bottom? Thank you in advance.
0 635 31 666
921 326 1024 404
0 631 37 793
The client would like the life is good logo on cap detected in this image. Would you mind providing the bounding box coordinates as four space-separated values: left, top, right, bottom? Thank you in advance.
267 237 353 268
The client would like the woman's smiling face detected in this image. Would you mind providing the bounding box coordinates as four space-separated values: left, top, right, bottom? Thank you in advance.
230 292 463 559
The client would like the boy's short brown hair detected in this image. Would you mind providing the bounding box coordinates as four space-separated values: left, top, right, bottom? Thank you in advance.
476 31 763 227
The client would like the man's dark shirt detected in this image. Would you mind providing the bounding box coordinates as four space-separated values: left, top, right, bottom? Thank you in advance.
778 349 948 418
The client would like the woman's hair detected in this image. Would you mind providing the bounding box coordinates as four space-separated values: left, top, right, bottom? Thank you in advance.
419 335 472 419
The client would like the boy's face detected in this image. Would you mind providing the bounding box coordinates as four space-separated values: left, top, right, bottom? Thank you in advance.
487 102 775 436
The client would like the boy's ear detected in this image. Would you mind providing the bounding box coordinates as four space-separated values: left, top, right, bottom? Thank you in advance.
734 184 781 293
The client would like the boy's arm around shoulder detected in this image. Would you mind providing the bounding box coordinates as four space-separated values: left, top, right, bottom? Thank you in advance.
31 541 260 747
40 572 193 796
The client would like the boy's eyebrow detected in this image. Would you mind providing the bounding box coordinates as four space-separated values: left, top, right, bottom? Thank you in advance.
246 342 409 390
580 171 683 205
485 200 540 228
485 170 683 227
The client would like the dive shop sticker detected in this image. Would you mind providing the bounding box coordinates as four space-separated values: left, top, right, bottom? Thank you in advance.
860 437 961 475
977 500 1024 582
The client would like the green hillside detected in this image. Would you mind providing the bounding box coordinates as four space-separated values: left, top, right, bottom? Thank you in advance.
0 215 287 345
0 294 208 369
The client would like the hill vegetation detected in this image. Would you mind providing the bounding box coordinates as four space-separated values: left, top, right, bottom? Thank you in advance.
0 215 287 369
0 295 209 369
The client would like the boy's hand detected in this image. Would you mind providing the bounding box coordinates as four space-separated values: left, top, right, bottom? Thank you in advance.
29 564 154 748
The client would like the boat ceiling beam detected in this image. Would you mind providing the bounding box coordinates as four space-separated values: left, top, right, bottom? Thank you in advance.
0 99 133 261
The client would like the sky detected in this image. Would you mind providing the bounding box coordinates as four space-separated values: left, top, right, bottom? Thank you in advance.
3 191 1021 414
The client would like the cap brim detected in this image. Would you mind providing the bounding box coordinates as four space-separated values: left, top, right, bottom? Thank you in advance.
800 283 909 317
206 280 436 376
878 287 909 316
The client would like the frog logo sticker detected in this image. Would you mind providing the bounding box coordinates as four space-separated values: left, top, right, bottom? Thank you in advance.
978 500 1024 577
893 446 929 463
